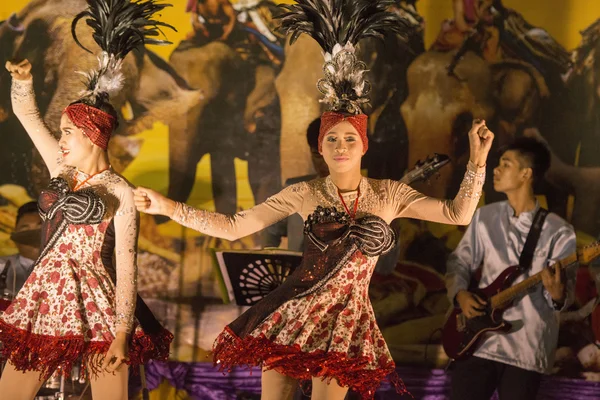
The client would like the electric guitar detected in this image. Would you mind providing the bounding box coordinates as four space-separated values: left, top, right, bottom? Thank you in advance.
442 241 600 360
399 153 450 185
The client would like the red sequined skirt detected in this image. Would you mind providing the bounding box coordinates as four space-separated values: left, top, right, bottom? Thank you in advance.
211 253 409 399
0 319 173 379
213 326 407 399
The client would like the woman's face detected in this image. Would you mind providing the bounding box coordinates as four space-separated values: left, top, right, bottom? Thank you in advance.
320 120 364 174
58 113 96 168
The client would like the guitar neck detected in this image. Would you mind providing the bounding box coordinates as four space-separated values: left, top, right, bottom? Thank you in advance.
399 170 417 185
489 252 578 309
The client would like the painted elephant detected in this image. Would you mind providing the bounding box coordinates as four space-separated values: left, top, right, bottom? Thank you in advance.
165 0 283 216
400 35 572 212
0 0 202 195
526 20 600 235
167 41 281 216
165 0 424 217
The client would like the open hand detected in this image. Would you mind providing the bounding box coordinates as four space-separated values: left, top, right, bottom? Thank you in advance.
468 119 494 167
5 59 32 81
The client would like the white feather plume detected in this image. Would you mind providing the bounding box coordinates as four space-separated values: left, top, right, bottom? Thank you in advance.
76 51 125 100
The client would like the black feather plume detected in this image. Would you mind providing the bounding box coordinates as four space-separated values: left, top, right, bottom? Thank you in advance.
275 0 413 114
71 0 176 58
71 0 176 101
276 0 411 53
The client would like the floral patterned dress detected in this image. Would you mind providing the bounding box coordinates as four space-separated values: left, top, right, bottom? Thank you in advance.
170 170 485 398
0 79 172 379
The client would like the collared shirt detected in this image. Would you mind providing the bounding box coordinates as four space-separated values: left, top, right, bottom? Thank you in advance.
0 254 35 298
446 201 577 374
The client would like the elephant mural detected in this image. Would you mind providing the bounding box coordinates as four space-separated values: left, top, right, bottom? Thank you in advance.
534 19 600 235
166 0 284 216
400 5 571 209
163 0 425 218
0 0 202 195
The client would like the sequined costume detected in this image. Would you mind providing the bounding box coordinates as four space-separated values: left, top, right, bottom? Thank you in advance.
170 166 485 398
0 79 173 379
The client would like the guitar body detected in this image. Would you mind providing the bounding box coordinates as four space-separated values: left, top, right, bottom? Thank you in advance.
442 265 523 360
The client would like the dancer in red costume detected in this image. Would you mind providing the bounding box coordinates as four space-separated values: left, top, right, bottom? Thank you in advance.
0 1 174 399
134 1 494 398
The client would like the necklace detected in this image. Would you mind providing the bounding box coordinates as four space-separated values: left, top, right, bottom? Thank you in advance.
337 186 360 220
73 166 110 191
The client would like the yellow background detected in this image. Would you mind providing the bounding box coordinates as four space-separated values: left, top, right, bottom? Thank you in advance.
2 0 598 226
2 1 599 398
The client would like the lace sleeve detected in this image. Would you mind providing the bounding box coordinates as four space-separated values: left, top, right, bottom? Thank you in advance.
11 78 62 176
113 185 139 333
392 161 485 225
171 182 306 241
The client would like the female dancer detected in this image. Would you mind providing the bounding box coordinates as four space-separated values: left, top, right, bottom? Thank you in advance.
134 1 493 399
0 1 173 399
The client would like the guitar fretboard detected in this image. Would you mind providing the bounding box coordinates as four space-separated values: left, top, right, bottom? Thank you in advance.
489 253 578 309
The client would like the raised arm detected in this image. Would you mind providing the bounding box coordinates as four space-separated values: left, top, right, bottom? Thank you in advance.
134 183 306 241
391 161 485 225
113 184 139 334
392 119 492 224
6 60 61 174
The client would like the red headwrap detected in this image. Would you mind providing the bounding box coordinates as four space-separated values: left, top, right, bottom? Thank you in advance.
63 103 116 151
319 111 368 153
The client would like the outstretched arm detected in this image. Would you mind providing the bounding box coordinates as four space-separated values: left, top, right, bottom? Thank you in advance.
6 60 61 175
392 161 485 225
392 119 492 224
134 183 305 241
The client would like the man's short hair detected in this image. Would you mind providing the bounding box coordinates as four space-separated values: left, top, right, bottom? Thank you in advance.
502 136 551 185
306 118 321 151
16 201 39 226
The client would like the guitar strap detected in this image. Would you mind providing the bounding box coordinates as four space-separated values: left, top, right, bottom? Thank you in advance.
518 207 549 271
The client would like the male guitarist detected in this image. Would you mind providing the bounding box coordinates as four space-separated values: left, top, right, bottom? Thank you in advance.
445 137 576 400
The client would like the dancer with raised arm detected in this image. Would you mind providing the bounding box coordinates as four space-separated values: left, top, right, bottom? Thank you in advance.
134 1 493 398
0 1 174 399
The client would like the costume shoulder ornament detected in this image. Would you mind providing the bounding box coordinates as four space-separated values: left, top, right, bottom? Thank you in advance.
71 0 176 102
277 0 411 114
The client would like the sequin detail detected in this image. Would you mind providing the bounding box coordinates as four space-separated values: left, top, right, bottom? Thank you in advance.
0 319 172 380
40 178 106 224
459 162 486 200
304 206 395 256
0 169 171 378
167 166 483 398
213 326 408 400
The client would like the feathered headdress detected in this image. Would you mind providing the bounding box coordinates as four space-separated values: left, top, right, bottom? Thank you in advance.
71 0 176 102
277 0 411 114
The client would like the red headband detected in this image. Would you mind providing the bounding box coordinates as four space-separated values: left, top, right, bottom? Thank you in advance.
319 111 368 153
63 104 116 151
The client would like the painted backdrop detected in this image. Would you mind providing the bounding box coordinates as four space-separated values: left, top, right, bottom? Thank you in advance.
1 0 600 386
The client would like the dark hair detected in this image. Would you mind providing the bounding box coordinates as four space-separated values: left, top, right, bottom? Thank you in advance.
69 92 120 131
502 136 551 185
16 201 39 225
306 117 321 150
